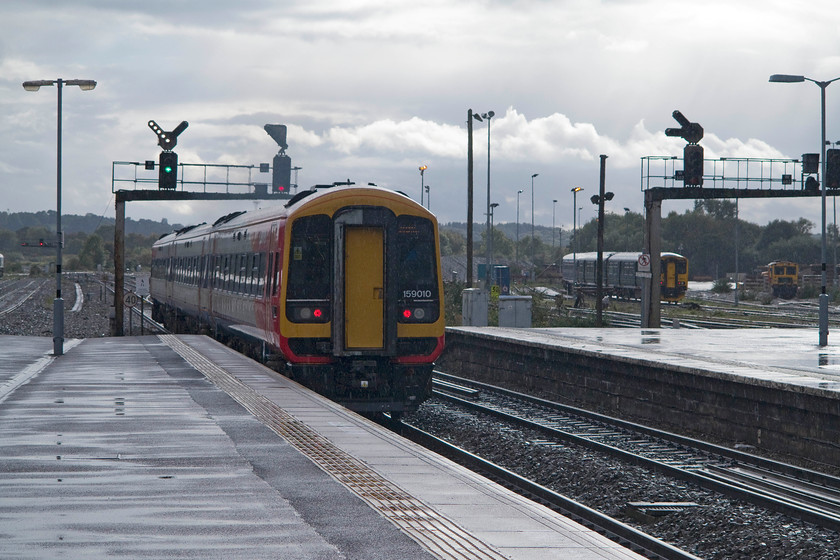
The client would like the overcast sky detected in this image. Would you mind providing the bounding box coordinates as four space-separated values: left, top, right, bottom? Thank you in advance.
3 0 840 233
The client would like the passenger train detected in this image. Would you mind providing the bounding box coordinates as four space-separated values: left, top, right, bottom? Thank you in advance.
0 253 4 278
151 184 445 415
561 251 689 302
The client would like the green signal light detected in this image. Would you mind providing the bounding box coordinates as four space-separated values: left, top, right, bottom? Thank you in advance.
164 165 173 173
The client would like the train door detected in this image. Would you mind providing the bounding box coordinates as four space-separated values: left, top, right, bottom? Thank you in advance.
344 226 384 349
664 259 676 291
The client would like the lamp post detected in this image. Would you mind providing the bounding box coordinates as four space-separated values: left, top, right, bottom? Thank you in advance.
489 202 499 287
516 189 523 270
770 73 840 346
571 187 583 274
552 199 558 254
530 173 539 261
22 78 96 356
473 110 495 287
418 165 427 206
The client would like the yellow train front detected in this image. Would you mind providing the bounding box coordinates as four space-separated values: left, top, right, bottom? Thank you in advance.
278 185 445 414
767 261 798 299
660 252 689 302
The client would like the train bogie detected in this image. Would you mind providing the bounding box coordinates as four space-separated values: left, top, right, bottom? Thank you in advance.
151 185 444 414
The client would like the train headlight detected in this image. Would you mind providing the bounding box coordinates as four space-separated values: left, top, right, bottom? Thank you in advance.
414 308 425 320
299 307 312 320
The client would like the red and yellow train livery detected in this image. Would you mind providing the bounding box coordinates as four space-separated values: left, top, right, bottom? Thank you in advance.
151 184 445 414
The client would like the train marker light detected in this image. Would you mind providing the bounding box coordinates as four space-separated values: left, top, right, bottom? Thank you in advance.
403 309 412 319
313 308 323 319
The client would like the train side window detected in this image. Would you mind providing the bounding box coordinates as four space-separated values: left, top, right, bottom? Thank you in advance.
273 251 281 296
223 255 231 291
254 253 263 296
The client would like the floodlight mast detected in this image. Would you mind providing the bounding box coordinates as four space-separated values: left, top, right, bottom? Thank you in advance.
769 72 840 346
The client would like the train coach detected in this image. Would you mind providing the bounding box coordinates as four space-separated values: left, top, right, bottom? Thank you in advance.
0 253 4 278
561 251 689 302
151 183 445 415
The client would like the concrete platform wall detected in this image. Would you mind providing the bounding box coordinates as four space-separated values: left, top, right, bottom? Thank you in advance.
439 329 840 469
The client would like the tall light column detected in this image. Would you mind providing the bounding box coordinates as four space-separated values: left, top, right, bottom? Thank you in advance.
23 78 97 356
489 202 499 286
419 165 427 206
571 187 583 275
473 110 495 286
770 73 840 346
516 189 523 270
552 199 558 254
530 173 539 262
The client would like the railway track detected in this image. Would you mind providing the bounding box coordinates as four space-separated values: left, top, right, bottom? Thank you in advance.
395 418 701 560
0 278 48 316
426 372 840 533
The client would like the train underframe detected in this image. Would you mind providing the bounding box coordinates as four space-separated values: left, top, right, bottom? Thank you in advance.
284 359 433 414
152 300 433 415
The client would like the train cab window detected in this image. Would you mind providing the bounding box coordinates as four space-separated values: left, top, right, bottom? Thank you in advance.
395 216 439 323
286 215 331 322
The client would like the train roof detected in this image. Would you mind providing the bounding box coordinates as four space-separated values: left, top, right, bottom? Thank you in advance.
561 251 685 262
153 184 428 246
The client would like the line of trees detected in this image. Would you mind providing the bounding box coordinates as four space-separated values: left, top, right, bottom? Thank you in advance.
0 225 162 274
441 200 829 280
1 202 829 281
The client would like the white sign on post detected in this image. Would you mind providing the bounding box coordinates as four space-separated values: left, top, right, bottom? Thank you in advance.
135 272 151 297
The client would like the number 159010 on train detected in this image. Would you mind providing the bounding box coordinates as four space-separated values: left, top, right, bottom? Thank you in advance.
150 184 445 415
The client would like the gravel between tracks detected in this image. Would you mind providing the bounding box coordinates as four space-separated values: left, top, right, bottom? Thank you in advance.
0 275 120 338
405 401 840 560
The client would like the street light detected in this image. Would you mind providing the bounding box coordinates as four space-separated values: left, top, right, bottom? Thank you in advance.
516 189 523 269
473 110 495 287
489 202 500 286
770 73 840 346
531 173 539 261
571 187 583 274
418 165 427 206
23 78 97 356
552 199 558 254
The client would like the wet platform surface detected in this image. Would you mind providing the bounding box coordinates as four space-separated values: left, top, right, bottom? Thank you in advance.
450 327 840 393
0 335 647 560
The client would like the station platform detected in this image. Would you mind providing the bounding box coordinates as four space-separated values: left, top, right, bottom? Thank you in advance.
441 327 840 468
0 334 648 560
448 326 840 392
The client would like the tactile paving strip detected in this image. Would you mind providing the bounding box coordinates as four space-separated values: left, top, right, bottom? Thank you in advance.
160 335 508 560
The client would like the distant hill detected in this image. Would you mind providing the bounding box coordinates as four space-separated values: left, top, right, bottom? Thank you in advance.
0 211 183 236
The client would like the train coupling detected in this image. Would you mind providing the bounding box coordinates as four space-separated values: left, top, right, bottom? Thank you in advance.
350 360 378 388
